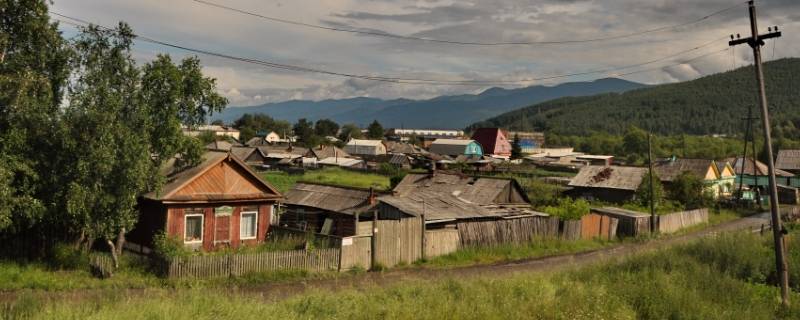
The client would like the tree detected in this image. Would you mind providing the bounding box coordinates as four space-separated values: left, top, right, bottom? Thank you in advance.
314 118 339 137
233 113 291 142
668 171 713 209
367 120 384 139
511 133 523 159
636 171 664 209
293 118 322 147
338 123 363 142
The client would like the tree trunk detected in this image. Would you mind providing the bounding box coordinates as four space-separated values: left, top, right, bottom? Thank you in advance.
74 230 86 250
106 239 119 269
115 228 125 259
106 228 126 269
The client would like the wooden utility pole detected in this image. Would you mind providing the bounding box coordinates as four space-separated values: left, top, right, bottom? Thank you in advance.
736 109 757 201
648 132 656 234
729 0 788 307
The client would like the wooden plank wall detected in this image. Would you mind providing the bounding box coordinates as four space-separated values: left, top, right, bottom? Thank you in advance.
457 216 560 247
561 220 582 241
424 229 460 258
373 217 423 268
579 214 619 240
658 208 709 234
339 236 372 270
165 248 340 278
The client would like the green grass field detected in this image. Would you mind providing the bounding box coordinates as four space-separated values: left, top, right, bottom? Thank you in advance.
5 232 800 319
261 168 391 193
419 238 611 268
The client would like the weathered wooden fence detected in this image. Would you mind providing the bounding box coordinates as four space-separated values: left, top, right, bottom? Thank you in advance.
657 208 709 234
457 216 560 247
561 220 582 240
424 229 460 258
339 235 372 270
374 217 423 267
164 248 340 278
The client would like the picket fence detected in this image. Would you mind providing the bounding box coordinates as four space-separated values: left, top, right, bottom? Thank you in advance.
657 208 709 234
164 248 340 278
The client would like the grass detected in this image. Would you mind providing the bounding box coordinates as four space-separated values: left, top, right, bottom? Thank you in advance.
261 167 391 193
419 238 612 268
5 231 800 319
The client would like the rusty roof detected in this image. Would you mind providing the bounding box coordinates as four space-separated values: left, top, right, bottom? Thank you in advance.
569 165 647 191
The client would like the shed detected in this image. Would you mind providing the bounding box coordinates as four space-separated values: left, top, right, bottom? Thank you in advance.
130 151 282 252
230 147 267 166
591 207 652 237
429 139 483 157
567 165 647 203
776 150 800 174
282 183 381 236
344 139 387 156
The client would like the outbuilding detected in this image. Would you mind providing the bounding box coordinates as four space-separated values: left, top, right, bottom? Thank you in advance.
429 139 483 157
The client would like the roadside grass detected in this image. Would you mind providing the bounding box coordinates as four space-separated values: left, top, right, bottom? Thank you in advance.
261 167 390 193
418 238 612 268
6 232 800 319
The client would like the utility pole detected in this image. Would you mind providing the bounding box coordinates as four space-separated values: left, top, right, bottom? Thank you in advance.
736 108 757 202
648 132 656 234
729 0 788 307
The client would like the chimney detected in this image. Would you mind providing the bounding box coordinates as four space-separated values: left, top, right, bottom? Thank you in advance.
368 187 376 205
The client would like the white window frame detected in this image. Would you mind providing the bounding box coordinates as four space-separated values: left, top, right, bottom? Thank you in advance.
240 209 259 240
184 213 204 244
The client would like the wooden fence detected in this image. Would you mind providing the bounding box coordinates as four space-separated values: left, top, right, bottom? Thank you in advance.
374 217 423 267
457 216 560 247
164 248 340 278
340 236 372 270
657 208 709 234
561 220 582 240
424 229 460 258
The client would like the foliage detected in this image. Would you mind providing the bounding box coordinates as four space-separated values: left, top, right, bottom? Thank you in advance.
261 168 391 192
314 118 339 137
50 244 89 270
366 119 384 139
635 171 664 209
153 232 191 259
541 197 590 220
232 113 291 142
421 238 610 268
668 171 714 209
337 123 363 142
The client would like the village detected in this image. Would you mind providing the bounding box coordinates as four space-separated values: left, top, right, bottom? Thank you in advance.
4 0 800 318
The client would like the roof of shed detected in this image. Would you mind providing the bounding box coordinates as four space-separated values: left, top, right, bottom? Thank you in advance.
393 173 528 204
726 157 794 177
230 146 265 160
776 150 800 171
346 139 384 147
431 139 474 146
285 183 375 214
568 165 647 191
307 145 351 159
654 158 715 182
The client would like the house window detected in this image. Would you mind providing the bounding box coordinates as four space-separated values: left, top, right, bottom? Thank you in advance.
240 207 258 240
184 211 204 243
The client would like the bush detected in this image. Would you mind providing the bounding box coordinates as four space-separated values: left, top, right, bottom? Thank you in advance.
50 243 88 270
541 198 590 220
153 232 191 259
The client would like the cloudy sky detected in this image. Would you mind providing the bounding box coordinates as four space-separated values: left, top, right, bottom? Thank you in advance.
50 0 800 106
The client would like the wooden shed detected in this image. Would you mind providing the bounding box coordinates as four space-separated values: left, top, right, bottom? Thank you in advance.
281 183 382 236
129 151 282 252
567 165 647 203
591 207 652 237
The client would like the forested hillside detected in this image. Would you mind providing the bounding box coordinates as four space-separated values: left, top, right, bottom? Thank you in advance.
471 58 800 138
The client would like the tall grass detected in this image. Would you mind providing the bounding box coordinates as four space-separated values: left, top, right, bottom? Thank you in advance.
261 168 390 193
421 238 610 268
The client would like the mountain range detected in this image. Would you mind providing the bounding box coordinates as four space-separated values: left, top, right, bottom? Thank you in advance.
212 78 646 129
470 58 800 137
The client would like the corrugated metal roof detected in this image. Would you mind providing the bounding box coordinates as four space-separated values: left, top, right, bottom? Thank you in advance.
569 165 647 191
776 150 800 171
285 183 374 214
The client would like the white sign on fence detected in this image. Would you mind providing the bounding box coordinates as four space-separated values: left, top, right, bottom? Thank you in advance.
341 238 353 246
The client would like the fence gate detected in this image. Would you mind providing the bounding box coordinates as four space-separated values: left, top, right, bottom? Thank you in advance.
373 217 422 268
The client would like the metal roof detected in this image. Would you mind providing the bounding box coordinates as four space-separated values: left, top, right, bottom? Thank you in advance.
569 165 647 191
285 183 375 215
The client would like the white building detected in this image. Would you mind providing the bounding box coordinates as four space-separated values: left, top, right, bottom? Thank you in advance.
343 139 387 156
183 125 240 140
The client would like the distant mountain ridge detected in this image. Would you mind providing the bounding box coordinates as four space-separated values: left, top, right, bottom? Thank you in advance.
469 58 800 136
213 78 646 129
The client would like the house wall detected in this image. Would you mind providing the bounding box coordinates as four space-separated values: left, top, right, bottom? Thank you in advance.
165 202 274 251
280 206 358 236
128 200 168 248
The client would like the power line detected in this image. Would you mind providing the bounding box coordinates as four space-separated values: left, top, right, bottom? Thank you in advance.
50 12 729 86
191 0 746 46
614 47 731 77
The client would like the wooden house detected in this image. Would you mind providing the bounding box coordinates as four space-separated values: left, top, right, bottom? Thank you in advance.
257 145 308 167
281 183 381 236
129 151 282 252
567 165 647 203
776 150 800 174
429 139 483 157
362 153 413 170
471 128 512 157
344 139 387 156
230 147 267 167
727 156 795 188
654 158 736 198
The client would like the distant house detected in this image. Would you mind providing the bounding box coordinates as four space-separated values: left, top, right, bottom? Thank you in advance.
230 147 268 166
506 131 546 154
362 153 413 170
129 151 282 252
575 155 614 166
344 139 387 156
305 145 351 161
206 140 242 151
316 157 365 168
727 156 795 188
567 165 648 203
281 183 381 236
654 158 737 198
377 172 536 227
429 139 483 157
383 141 425 155
257 145 308 167
183 125 240 140
776 150 800 174
471 128 512 157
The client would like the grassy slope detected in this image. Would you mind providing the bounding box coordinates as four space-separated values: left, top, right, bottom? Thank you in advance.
261 167 391 193
6 232 800 319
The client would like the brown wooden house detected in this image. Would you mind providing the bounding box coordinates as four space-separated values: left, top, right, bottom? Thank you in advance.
129 151 282 252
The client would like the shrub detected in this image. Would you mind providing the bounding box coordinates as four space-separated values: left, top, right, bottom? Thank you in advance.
50 243 88 270
153 232 191 259
541 198 590 220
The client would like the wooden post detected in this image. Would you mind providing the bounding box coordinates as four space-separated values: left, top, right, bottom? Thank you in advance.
421 213 426 259
371 209 378 269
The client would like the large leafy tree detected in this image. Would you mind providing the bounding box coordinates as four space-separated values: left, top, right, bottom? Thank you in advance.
668 171 713 209
233 113 291 142
366 120 384 139
314 118 339 137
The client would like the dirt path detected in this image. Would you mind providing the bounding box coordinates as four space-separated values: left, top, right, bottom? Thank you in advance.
0 213 773 303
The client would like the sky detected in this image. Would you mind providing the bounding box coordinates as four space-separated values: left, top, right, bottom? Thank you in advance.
49 0 800 107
